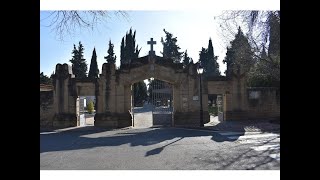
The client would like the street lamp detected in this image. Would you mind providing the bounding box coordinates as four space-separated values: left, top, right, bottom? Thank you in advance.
197 63 204 127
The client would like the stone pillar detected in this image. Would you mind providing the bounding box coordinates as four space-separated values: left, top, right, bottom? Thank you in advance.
173 83 181 112
225 66 249 120
174 71 209 127
223 92 233 121
124 85 132 115
52 63 77 128
96 76 105 114
202 78 210 124
94 63 131 128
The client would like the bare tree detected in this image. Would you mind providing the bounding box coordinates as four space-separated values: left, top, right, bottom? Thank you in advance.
216 11 279 53
40 11 128 40
216 11 280 84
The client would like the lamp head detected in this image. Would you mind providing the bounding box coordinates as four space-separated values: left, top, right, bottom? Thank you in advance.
197 63 204 74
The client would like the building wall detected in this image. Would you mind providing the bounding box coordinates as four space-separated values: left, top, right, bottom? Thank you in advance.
40 91 54 127
245 87 280 120
207 79 280 121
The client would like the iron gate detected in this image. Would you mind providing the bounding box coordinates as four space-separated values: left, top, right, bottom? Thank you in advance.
150 79 173 126
79 97 86 126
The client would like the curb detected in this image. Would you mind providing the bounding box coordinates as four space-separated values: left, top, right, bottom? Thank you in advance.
173 126 280 134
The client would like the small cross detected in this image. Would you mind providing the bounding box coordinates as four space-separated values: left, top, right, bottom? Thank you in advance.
147 38 156 56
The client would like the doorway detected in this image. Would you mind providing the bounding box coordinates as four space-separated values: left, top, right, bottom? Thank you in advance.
77 96 96 126
131 78 173 128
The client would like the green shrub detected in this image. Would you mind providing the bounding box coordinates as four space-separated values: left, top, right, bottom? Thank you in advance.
208 106 218 116
87 101 94 114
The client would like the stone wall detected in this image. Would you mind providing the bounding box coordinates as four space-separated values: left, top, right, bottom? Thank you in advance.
50 55 279 128
75 81 96 96
224 87 280 120
40 91 54 127
207 79 231 95
245 87 280 120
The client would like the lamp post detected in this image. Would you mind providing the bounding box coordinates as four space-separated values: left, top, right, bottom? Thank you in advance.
197 63 204 127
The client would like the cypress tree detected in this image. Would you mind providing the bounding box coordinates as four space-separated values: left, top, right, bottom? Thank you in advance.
206 38 220 77
120 37 125 63
88 47 99 79
120 28 141 66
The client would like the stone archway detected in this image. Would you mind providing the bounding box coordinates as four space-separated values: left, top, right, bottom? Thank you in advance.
50 53 277 128
48 41 279 129
94 55 210 128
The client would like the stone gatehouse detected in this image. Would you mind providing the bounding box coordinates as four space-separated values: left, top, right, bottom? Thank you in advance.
40 54 279 129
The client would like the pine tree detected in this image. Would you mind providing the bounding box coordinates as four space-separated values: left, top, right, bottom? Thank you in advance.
104 40 117 64
88 47 99 79
120 28 141 66
70 41 88 78
70 44 78 70
182 50 191 67
223 27 253 77
161 29 183 63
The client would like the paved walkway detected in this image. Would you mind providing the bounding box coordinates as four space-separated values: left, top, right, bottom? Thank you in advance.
133 104 153 128
202 116 280 133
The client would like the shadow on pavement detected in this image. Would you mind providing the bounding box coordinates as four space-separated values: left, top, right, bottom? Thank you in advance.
40 126 243 155
205 135 280 170
205 116 280 134
40 126 280 169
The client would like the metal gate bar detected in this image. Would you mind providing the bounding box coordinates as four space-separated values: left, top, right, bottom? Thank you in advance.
151 79 173 126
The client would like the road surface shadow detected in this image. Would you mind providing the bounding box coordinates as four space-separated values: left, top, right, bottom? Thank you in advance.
205 117 280 134
40 126 243 154
198 135 280 170
40 126 279 169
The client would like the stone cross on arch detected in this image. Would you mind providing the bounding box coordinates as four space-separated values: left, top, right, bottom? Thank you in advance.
147 38 156 56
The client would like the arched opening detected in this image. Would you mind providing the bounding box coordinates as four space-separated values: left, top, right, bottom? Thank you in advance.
131 77 174 128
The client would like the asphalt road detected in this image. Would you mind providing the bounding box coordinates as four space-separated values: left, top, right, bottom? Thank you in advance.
40 127 280 170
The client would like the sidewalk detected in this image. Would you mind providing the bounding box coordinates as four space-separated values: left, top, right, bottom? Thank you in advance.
40 116 280 133
202 116 280 133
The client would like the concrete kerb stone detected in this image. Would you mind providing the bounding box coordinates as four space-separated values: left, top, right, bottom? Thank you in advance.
40 126 132 134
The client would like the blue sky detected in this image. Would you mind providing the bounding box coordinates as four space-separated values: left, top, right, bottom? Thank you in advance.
40 10 228 76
